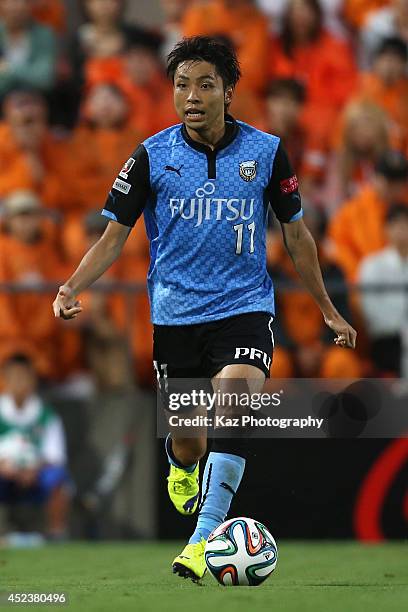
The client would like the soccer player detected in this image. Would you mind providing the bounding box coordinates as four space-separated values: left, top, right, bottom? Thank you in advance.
53 36 356 581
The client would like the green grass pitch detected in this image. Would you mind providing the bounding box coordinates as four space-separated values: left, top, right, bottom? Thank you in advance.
1 542 407 611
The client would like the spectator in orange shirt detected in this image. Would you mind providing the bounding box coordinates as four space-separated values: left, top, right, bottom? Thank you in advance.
68 83 144 213
329 150 408 282
182 0 269 95
353 37 408 146
322 100 390 212
265 78 308 174
269 0 358 142
268 208 362 378
69 0 156 88
114 36 179 136
63 211 152 386
0 191 77 380
66 212 132 390
30 0 66 34
343 0 391 29
0 90 77 212
265 78 336 206
258 0 349 38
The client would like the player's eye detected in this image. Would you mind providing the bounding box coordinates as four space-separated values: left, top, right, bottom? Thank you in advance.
176 82 186 89
201 83 212 89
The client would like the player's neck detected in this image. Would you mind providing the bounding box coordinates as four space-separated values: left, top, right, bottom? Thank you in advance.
185 119 226 151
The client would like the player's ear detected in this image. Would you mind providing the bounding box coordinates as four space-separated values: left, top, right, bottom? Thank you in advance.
224 86 233 106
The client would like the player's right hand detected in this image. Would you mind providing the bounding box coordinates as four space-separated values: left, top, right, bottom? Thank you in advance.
53 285 82 320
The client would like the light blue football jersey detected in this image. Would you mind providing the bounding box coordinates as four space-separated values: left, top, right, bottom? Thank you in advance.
102 116 302 325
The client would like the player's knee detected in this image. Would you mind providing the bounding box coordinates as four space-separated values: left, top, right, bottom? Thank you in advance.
173 438 207 465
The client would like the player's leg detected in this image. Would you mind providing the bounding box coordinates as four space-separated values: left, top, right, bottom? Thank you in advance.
172 312 274 580
189 364 264 543
154 323 206 516
173 364 265 580
165 434 206 516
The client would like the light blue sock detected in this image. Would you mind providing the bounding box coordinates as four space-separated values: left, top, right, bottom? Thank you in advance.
189 452 246 544
165 434 197 473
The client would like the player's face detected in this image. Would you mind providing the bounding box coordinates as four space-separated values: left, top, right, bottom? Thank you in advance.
173 60 232 132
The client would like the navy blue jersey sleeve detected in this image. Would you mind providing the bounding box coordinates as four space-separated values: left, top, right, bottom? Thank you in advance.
102 144 151 227
266 143 303 223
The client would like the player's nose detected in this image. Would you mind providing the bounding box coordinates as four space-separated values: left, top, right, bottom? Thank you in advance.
186 86 201 103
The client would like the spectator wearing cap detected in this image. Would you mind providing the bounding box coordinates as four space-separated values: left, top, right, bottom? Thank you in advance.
352 37 408 146
358 204 408 376
268 0 358 144
0 0 57 97
0 190 79 380
329 150 408 282
0 90 80 212
0 353 71 539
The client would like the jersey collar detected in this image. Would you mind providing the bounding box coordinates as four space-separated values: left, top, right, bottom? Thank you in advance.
181 114 239 154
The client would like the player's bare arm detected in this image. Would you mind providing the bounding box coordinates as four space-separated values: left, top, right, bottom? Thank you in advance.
281 218 357 349
53 221 131 320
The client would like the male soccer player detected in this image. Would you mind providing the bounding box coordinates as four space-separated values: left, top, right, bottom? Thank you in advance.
53 36 356 581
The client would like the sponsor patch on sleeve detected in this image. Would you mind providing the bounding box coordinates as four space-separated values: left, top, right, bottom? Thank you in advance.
113 178 131 194
119 157 135 179
280 175 299 194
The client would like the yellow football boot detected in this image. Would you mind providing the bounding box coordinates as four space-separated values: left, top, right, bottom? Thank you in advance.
172 538 207 581
167 463 200 515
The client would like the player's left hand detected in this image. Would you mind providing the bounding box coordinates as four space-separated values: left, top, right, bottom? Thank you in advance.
323 312 357 349
53 285 82 320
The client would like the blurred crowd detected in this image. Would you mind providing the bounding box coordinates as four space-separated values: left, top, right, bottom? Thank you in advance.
0 0 407 389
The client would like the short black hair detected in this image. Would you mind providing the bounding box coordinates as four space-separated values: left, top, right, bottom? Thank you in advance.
266 78 306 104
166 36 241 89
374 36 408 63
386 203 408 224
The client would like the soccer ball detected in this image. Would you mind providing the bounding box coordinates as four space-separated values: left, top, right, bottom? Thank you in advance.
205 517 278 586
0 432 40 469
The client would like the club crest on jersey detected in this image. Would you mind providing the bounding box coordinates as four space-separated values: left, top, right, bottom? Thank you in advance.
119 157 135 179
239 160 257 182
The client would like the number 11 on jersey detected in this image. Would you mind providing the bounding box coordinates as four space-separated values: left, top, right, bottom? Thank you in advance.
234 221 255 255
